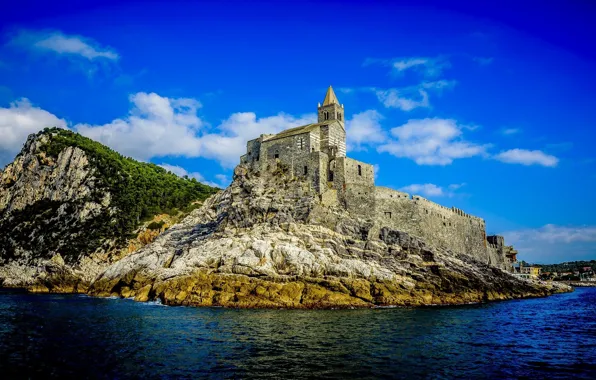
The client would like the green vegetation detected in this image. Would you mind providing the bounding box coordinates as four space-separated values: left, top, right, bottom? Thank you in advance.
531 260 596 280
531 260 596 273
0 128 219 264
40 127 217 227
147 221 166 231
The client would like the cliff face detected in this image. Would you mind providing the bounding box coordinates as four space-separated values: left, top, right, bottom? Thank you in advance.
89 164 569 308
0 129 217 290
0 133 112 277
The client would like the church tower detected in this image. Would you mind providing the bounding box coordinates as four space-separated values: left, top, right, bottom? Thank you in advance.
318 86 344 126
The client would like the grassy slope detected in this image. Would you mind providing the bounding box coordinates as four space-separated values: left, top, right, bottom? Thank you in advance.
0 128 219 264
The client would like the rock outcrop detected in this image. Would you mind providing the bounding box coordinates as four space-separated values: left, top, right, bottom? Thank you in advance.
88 163 570 308
0 129 216 290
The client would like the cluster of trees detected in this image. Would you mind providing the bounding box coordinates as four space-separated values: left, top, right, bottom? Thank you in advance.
20 127 221 261
534 260 596 274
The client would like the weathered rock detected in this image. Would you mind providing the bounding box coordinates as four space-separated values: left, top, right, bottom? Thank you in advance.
0 129 216 291
87 164 571 308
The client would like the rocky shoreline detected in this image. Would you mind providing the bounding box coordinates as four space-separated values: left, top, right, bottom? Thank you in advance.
0 163 572 308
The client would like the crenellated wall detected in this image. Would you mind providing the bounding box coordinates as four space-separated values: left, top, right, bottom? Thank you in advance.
359 186 499 265
334 157 376 218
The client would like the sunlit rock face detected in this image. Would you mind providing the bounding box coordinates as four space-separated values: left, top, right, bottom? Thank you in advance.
0 132 115 289
89 163 570 308
0 129 216 291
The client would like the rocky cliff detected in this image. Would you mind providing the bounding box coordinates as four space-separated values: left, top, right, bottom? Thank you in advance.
0 128 217 290
88 163 570 308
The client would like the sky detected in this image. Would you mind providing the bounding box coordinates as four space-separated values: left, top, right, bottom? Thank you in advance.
0 0 595 264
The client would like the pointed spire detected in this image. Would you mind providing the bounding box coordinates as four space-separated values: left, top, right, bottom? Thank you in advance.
322 86 339 106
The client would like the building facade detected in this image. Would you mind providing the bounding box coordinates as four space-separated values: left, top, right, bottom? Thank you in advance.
240 87 515 270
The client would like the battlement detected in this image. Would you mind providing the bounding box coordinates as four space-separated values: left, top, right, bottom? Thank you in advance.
374 187 485 224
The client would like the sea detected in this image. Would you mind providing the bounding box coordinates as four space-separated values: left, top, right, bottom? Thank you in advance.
0 287 595 379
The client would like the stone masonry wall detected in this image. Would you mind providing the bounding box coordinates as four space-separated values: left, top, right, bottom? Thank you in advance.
372 187 498 265
320 123 346 158
335 157 376 219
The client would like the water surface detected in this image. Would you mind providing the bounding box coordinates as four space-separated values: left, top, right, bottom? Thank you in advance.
1 288 595 379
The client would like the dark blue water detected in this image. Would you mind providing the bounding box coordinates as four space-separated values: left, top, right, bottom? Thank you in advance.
1 288 595 379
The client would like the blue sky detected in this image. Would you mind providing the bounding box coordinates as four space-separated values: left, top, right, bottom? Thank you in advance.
1 0 595 263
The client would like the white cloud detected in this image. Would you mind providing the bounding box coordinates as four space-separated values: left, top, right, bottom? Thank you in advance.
501 128 520 135
75 92 315 168
158 163 228 188
503 224 596 263
388 56 451 78
199 112 315 168
374 80 456 111
400 183 444 197
9 29 118 61
399 182 464 198
76 92 204 161
375 88 429 111
494 149 559 167
448 183 466 191
377 118 489 165
0 98 67 166
373 164 380 180
8 29 119 76
345 110 386 150
506 224 596 244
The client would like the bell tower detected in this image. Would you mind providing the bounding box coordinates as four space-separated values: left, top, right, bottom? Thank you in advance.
317 86 344 126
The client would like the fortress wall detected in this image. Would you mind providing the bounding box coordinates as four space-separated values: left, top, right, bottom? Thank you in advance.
336 157 376 218
374 188 495 263
308 151 328 193
375 187 410 200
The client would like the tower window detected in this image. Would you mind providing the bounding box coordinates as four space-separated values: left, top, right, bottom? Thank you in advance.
304 166 308 175
358 165 362 176
274 151 279 159
338 113 342 121
324 112 329 120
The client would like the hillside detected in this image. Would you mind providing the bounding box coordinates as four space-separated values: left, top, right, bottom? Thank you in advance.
0 128 218 288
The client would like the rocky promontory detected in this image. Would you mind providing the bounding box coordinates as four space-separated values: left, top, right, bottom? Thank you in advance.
88 163 570 308
0 130 570 307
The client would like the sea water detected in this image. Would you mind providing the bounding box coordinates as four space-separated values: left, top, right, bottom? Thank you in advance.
0 288 595 379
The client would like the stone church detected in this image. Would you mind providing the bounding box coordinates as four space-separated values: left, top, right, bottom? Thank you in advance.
240 86 374 197
240 87 518 270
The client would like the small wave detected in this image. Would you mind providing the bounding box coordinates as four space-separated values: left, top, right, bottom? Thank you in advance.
141 299 167 307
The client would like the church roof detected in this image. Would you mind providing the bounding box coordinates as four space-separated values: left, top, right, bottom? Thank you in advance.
262 122 331 142
322 86 339 106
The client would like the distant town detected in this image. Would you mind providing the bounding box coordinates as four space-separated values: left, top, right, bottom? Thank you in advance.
516 260 596 283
